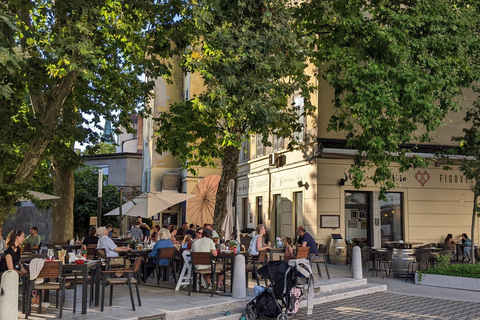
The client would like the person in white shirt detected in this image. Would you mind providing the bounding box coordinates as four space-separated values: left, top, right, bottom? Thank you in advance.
191 228 224 292
204 223 219 239
97 226 130 268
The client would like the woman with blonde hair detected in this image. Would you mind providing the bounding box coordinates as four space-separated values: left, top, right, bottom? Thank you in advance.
182 234 192 249
248 224 271 256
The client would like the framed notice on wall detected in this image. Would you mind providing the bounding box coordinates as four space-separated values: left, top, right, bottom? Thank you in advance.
320 215 340 229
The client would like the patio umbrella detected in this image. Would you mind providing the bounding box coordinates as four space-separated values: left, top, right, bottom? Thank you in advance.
104 191 196 218
222 179 239 242
187 175 221 226
18 191 61 201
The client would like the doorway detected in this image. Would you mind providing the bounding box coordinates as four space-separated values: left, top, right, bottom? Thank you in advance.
345 191 370 245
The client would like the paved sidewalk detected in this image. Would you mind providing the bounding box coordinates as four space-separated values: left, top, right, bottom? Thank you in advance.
16 262 480 319
295 292 480 320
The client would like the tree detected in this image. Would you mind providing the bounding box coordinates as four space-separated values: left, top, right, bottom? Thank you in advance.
155 0 314 232
0 0 192 231
73 166 121 236
451 94 480 264
299 0 480 195
84 142 117 155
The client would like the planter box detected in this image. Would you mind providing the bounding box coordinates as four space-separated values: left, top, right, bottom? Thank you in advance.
415 273 480 291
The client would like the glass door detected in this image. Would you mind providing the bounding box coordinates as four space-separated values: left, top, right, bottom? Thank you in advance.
345 191 370 245
380 193 403 247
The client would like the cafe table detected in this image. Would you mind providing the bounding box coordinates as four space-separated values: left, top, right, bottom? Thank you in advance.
386 241 422 249
216 251 249 293
63 260 102 314
60 244 82 251
267 247 285 261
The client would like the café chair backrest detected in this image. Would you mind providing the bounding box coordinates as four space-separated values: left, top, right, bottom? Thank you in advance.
191 252 213 267
132 257 142 273
37 261 62 279
296 247 310 259
96 248 107 259
158 247 175 259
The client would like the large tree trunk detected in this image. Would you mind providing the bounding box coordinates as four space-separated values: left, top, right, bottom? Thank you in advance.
213 145 240 236
50 158 75 243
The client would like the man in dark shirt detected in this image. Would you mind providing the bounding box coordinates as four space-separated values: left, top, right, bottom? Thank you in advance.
296 226 319 254
177 222 188 236
186 224 196 238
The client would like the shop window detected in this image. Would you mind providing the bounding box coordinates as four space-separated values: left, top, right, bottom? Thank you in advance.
273 194 282 238
242 197 249 232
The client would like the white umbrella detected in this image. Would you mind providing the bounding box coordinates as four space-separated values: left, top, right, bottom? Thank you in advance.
222 179 239 242
104 191 196 218
18 191 61 201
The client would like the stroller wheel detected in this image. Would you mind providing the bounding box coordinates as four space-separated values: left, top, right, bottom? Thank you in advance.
246 305 256 320
277 313 289 320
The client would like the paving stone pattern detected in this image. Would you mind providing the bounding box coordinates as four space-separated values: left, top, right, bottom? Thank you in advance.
292 292 480 320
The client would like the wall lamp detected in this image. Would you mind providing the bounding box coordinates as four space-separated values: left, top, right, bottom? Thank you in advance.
297 180 309 190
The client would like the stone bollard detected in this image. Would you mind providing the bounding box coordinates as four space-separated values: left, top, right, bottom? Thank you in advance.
351 246 363 279
232 254 246 299
0 270 19 320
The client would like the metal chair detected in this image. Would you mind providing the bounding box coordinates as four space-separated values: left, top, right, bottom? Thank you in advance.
372 250 390 279
101 257 142 311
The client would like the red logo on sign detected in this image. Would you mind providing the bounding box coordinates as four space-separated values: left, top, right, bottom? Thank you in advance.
414 170 430 187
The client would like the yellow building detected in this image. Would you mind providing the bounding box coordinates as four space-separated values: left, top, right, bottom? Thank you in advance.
147 59 478 248
236 75 478 249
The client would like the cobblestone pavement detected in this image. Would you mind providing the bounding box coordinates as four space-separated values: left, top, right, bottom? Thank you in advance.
292 292 480 320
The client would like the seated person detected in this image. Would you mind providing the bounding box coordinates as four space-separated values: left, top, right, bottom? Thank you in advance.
248 224 270 257
186 224 196 238
283 237 294 261
169 225 180 244
191 228 224 291
177 222 188 236
296 226 319 254
106 224 114 238
128 221 144 243
204 223 219 239
444 233 457 259
182 234 192 249
144 228 173 280
83 226 99 245
0 229 28 276
462 233 472 262
24 226 41 252
97 226 130 268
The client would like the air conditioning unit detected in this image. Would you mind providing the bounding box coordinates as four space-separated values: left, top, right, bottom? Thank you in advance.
269 153 277 166
269 153 286 167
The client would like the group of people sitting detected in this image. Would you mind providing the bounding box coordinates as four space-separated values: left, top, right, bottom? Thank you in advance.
444 233 472 263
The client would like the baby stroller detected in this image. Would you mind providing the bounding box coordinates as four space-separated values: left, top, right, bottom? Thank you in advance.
245 259 313 320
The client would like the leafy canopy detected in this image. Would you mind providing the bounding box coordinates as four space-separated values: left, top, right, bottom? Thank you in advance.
300 0 480 194
155 0 315 172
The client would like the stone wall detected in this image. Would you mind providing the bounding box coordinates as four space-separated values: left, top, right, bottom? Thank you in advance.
2 206 52 245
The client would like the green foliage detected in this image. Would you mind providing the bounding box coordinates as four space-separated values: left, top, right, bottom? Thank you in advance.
0 0 191 219
84 142 117 155
155 0 314 173
73 166 121 236
420 263 480 279
299 0 480 196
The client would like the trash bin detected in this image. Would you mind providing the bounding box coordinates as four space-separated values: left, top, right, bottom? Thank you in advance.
329 238 347 265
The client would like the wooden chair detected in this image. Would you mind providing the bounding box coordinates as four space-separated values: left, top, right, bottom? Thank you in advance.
25 261 72 319
86 244 97 260
154 247 177 285
310 244 330 279
101 257 142 311
188 252 221 297
246 250 267 286
296 247 310 259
